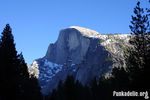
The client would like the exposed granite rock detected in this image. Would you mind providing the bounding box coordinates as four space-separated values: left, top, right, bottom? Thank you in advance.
28 26 130 95
44 27 95 64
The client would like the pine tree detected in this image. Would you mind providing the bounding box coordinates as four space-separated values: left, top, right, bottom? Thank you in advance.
129 2 149 35
126 1 150 90
0 24 42 100
0 24 18 100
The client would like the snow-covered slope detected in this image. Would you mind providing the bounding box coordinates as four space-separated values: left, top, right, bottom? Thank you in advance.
28 26 130 95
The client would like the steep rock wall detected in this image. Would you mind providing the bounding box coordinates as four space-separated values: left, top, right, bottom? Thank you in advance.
28 26 130 95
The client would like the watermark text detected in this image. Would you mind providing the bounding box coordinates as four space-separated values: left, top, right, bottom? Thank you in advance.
113 91 149 99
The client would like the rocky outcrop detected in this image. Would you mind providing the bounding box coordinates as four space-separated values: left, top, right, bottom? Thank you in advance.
44 26 100 64
28 26 130 95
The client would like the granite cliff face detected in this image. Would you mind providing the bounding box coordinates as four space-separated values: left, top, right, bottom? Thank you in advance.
44 26 100 64
28 26 130 95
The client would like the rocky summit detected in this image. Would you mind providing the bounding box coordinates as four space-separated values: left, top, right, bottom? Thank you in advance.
28 26 130 95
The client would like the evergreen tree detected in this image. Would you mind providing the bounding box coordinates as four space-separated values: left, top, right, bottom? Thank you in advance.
129 2 149 35
63 76 76 100
0 24 42 100
126 1 150 90
0 24 18 100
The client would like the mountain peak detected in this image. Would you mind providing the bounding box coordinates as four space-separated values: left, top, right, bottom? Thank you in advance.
69 26 100 38
28 26 130 95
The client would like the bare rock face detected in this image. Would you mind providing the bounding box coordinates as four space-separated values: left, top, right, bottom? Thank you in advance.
44 26 99 64
28 26 130 95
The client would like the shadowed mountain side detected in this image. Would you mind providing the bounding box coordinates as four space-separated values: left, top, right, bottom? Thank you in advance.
28 26 130 95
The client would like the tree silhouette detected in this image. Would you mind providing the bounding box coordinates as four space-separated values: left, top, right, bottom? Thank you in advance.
0 24 42 100
126 1 150 90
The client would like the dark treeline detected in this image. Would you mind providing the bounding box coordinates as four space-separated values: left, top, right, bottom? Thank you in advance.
0 24 42 100
46 1 150 100
46 66 149 100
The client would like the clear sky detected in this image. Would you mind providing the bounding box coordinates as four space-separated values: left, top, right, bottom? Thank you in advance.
0 0 149 64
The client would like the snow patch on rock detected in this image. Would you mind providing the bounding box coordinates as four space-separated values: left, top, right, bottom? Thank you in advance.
28 26 131 95
27 61 39 78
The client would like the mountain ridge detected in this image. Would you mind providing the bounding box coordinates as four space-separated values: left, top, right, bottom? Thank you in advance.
28 26 130 95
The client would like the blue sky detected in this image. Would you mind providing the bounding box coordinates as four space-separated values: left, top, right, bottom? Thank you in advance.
0 0 149 64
